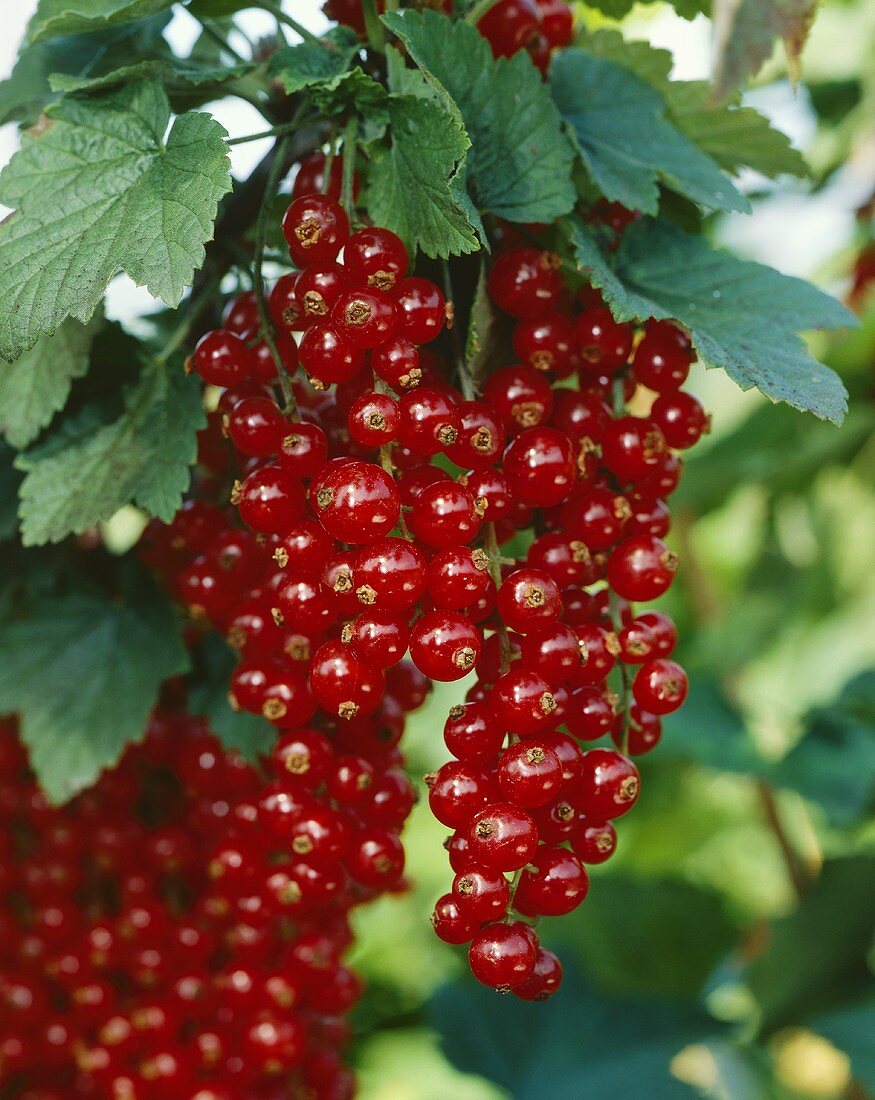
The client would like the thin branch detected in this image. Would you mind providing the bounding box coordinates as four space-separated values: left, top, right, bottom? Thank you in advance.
257 1 322 44
228 120 310 146
464 0 502 23
341 114 359 217
756 780 810 900
193 16 248 64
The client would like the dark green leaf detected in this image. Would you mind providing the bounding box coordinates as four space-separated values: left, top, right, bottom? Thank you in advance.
27 0 174 42
661 679 766 775
770 672 875 825
431 963 717 1099
0 80 232 361
550 49 748 217
382 9 575 224
48 56 256 96
16 363 205 544
0 314 101 450
584 0 706 20
810 998 875 1090
187 634 274 762
571 218 854 423
746 856 875 1033
363 95 479 259
713 0 817 101
0 445 23 541
556 877 738 998
0 565 188 802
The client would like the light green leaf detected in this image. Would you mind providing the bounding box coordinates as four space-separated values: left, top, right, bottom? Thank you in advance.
382 9 575 224
16 362 205 544
551 49 749 216
0 567 189 802
713 0 817 101
27 0 173 42
363 94 479 259
571 218 854 423
0 314 100 450
0 80 232 362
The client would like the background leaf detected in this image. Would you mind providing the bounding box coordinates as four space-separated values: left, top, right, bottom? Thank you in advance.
572 218 854 422
0 80 231 361
551 49 749 216
713 0 818 100
0 565 189 802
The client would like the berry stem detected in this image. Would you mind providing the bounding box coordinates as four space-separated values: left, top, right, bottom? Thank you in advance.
341 115 359 220
321 127 339 195
361 0 387 51
254 133 300 416
485 521 513 673
464 0 504 24
756 780 811 900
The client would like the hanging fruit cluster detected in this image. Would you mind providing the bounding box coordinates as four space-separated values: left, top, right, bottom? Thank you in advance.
137 164 709 1009
0 696 428 1098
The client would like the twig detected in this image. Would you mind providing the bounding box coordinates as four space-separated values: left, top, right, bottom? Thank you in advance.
228 120 309 146
194 17 249 64
253 135 299 415
257 1 322 43
361 0 387 51
756 780 810 900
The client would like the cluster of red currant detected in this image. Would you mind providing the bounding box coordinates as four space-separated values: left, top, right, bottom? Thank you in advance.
323 0 573 72
0 696 425 1098
420 244 705 997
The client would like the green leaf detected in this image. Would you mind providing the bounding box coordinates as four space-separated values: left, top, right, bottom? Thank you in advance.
770 671 875 825
745 856 875 1033
0 13 170 125
661 679 766 775
557 877 738 998
0 80 232 362
187 635 274 762
16 363 205 544
27 0 173 42
431 964 717 1099
550 49 749 217
363 95 479 259
268 27 361 94
713 0 817 101
0 566 188 802
575 29 807 179
382 9 575 224
571 218 854 423
0 314 101 450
